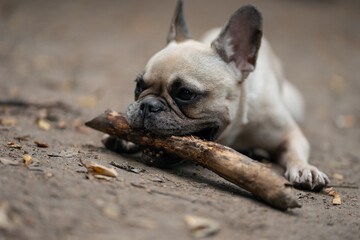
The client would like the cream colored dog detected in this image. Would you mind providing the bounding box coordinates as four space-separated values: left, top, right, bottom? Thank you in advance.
104 0 329 190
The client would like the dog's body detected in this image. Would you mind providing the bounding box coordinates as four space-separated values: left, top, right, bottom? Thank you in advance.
104 1 329 190
202 30 305 151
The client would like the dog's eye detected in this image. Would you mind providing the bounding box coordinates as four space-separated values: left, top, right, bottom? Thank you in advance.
134 73 146 99
177 88 197 101
135 83 143 97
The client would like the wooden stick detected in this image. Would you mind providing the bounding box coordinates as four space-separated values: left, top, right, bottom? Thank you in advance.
85 110 301 210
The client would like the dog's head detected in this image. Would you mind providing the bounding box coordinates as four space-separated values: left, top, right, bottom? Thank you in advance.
126 0 262 141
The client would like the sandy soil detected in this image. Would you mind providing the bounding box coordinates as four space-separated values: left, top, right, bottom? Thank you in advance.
0 0 359 239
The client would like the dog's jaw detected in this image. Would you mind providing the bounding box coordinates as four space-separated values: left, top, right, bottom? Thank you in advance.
126 100 223 141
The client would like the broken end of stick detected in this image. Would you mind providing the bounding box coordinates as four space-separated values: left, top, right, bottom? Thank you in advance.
270 185 301 210
84 118 99 130
84 114 109 134
290 200 302 209
85 110 125 131
283 188 302 209
84 120 93 128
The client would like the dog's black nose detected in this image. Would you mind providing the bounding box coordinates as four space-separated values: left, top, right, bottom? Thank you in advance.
140 98 165 118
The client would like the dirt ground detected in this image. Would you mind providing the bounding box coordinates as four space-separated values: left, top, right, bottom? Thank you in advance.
0 0 359 239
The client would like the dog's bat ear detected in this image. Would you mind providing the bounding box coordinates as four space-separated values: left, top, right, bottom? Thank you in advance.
212 5 262 80
167 0 191 43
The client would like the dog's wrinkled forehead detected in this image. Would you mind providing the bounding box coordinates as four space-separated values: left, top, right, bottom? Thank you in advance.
143 40 233 88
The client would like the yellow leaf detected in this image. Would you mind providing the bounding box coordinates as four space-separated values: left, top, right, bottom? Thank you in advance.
0 118 17 126
81 161 117 178
7 142 22 149
45 173 53 178
37 118 51 130
324 187 342 205
184 215 220 238
332 193 342 205
332 173 344 181
23 155 33 167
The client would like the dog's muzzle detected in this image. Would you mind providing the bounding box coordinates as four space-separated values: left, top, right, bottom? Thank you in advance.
126 97 168 129
139 97 165 120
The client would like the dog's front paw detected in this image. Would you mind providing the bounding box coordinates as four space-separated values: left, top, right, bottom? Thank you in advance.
285 163 330 190
141 150 184 169
101 134 140 154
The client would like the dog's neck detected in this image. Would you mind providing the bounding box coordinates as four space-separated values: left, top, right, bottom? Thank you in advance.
240 80 249 124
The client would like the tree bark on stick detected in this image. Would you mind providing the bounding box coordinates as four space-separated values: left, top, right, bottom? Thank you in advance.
85 110 301 210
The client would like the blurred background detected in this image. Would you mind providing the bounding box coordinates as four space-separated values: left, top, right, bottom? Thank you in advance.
0 1 359 239
0 0 359 115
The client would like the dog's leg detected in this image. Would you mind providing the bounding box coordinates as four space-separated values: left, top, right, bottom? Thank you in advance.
281 81 305 124
276 127 329 190
101 134 140 154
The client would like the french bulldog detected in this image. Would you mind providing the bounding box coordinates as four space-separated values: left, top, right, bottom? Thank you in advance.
103 0 329 190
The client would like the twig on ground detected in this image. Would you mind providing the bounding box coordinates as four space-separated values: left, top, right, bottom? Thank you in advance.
0 98 72 111
328 184 358 189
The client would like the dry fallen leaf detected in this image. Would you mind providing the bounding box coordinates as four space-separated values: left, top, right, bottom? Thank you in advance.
15 136 29 141
23 155 33 167
78 95 97 108
335 115 355 129
34 141 49 148
0 117 17 126
7 142 22 150
57 121 67 129
45 172 54 178
81 160 118 178
0 157 20 166
332 194 341 205
37 118 52 130
332 173 344 181
324 187 342 205
184 215 220 238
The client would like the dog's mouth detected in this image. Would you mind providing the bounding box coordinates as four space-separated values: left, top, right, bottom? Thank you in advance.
186 126 220 141
141 126 219 168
